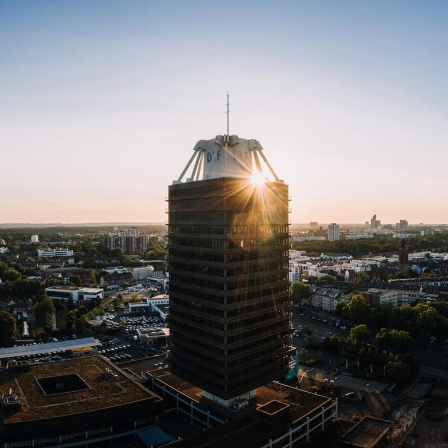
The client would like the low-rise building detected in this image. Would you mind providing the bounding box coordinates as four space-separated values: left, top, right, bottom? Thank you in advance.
128 295 169 321
309 286 350 311
37 249 74 258
45 286 104 303
338 416 394 448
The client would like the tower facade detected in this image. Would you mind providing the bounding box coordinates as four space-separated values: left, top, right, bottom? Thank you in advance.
168 135 290 405
398 238 409 275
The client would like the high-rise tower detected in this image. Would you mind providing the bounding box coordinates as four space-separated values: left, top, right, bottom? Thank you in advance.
327 223 340 241
398 238 409 275
168 134 290 407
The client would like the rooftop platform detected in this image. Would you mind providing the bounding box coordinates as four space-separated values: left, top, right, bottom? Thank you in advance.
0 356 161 424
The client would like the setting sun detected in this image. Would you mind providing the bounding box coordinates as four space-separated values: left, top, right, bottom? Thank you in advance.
251 170 266 186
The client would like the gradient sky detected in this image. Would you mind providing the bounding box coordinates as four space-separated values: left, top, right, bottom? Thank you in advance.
1 1 447 224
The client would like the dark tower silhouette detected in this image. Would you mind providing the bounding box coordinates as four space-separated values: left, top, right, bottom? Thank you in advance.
398 238 409 275
168 134 290 407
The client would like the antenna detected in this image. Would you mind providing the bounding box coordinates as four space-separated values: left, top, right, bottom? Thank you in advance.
226 92 230 138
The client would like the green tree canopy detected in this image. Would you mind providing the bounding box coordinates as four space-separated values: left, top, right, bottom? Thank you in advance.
375 328 413 352
291 281 311 304
34 296 56 335
347 294 370 324
349 324 370 344
0 311 19 346
68 275 82 287
2 268 22 282
317 274 337 284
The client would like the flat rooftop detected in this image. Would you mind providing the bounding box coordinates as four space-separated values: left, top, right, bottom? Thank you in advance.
0 338 101 359
148 371 332 448
340 417 393 448
150 369 331 422
0 357 160 424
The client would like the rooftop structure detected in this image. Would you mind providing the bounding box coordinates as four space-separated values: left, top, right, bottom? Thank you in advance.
0 337 101 361
0 357 163 446
338 416 393 448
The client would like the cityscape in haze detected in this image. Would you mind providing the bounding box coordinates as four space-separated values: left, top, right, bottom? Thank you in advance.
1 2 448 448
2 1 448 225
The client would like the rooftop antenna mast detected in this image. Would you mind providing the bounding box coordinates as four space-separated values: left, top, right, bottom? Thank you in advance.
226 92 230 140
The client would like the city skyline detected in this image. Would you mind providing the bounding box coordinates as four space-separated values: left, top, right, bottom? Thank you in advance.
1 1 448 224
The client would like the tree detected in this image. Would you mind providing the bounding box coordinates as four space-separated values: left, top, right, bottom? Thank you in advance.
66 296 76 311
414 303 440 339
291 281 311 305
0 311 19 346
354 271 369 285
430 302 448 319
369 302 394 330
385 360 411 383
347 294 370 324
317 274 336 285
349 324 370 344
0 262 9 278
2 268 22 282
68 275 82 287
302 325 313 338
111 247 124 258
375 328 413 352
34 296 56 335
392 304 416 334
66 310 77 334
335 300 347 318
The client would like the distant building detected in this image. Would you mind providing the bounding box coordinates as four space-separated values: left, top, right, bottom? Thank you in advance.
362 288 437 308
30 235 39 243
370 214 381 230
103 266 154 282
398 238 409 274
37 249 74 258
309 286 349 311
310 221 318 229
338 416 394 448
293 236 326 242
396 219 409 231
45 286 104 303
103 227 150 255
346 233 374 240
128 295 169 322
328 223 340 241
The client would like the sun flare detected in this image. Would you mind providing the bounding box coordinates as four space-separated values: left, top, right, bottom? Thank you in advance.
251 170 266 186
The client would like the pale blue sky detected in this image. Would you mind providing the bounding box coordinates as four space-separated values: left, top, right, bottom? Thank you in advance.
1 1 447 224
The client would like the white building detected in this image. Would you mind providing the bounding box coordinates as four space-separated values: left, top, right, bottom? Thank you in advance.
38 249 74 258
132 266 154 281
45 286 104 303
135 327 169 346
128 294 169 321
310 286 350 311
31 235 39 243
